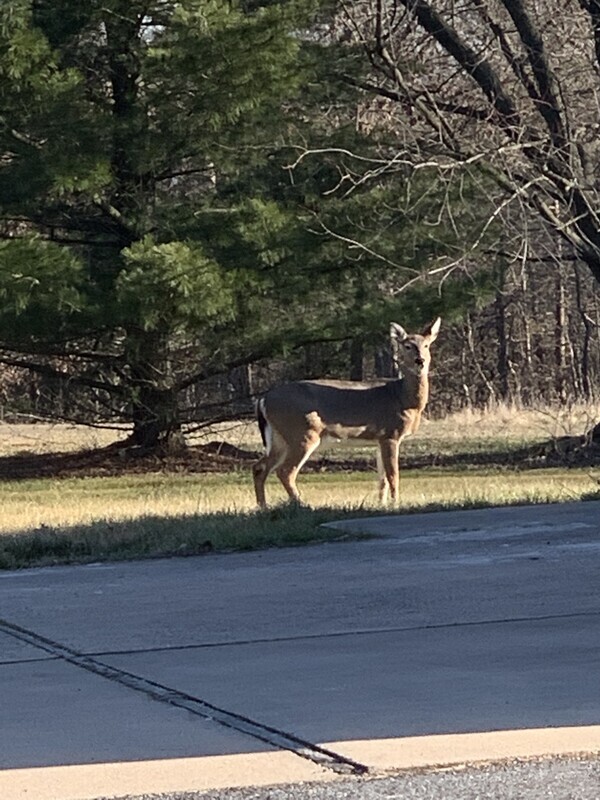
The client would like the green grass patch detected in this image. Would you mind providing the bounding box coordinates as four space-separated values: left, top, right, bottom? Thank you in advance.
1 467 599 570
0 504 376 570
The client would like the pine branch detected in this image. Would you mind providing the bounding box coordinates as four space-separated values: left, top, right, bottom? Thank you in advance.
0 355 127 396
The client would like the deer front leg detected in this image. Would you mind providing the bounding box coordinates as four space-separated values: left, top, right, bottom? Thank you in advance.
377 437 400 505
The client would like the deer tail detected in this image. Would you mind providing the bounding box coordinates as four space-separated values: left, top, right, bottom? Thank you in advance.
255 397 269 450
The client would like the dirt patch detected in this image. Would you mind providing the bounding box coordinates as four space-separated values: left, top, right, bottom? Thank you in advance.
0 434 598 481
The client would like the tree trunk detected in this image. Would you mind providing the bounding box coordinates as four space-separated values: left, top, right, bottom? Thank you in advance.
129 385 185 453
466 312 497 405
574 262 594 400
494 280 510 402
125 330 186 454
519 265 533 404
349 337 364 380
554 255 567 403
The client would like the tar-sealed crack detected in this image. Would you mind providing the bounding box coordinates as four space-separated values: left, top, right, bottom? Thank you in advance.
0 616 368 777
82 608 600 658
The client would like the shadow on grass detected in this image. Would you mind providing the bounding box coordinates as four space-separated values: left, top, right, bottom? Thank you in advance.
0 504 379 571
3 489 600 571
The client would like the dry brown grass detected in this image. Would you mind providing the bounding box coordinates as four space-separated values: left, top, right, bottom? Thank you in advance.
0 422 126 456
423 400 600 443
185 400 600 459
2 399 595 459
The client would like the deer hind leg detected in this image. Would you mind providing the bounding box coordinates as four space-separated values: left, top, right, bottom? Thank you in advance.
253 427 287 509
275 431 321 504
376 448 389 505
377 437 400 505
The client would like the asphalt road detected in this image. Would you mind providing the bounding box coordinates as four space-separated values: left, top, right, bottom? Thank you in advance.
1 500 599 799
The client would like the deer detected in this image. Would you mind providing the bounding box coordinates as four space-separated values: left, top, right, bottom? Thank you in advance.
252 317 441 508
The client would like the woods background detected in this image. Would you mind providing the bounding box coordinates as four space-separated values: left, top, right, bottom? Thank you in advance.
3 253 599 424
1 1 600 445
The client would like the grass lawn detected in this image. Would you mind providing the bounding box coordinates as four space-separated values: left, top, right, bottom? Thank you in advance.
0 400 598 569
1 466 598 570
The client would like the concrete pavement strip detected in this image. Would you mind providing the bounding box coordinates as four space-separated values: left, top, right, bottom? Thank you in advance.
0 752 334 800
2 727 600 800
327 725 600 771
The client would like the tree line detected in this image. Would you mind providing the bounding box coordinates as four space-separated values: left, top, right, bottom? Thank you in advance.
0 1 599 451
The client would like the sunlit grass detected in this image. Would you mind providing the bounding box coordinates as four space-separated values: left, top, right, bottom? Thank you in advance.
0 401 598 569
1 467 598 535
1 467 599 570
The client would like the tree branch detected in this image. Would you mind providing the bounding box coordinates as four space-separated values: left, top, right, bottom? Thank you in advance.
499 0 566 148
398 0 521 132
0 355 128 396
579 0 600 73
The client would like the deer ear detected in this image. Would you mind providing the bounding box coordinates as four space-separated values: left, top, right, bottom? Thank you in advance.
423 317 441 342
390 322 409 341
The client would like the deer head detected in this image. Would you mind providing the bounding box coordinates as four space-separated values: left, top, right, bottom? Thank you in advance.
390 317 441 378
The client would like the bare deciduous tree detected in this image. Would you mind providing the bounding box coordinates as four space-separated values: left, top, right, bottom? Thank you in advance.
338 0 600 286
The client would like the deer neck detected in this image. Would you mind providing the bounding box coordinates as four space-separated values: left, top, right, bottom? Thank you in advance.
398 370 429 412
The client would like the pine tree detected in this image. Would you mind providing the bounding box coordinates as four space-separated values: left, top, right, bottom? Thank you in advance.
0 1 489 450
0 0 337 449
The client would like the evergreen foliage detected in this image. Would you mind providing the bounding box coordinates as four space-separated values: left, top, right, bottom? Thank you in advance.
0 0 488 447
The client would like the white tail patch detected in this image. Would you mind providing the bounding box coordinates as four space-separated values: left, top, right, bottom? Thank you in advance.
258 397 273 455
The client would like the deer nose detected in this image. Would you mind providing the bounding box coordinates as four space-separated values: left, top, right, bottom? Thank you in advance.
415 357 425 367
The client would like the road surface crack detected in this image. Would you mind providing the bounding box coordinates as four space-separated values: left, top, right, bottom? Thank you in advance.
0 616 368 777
